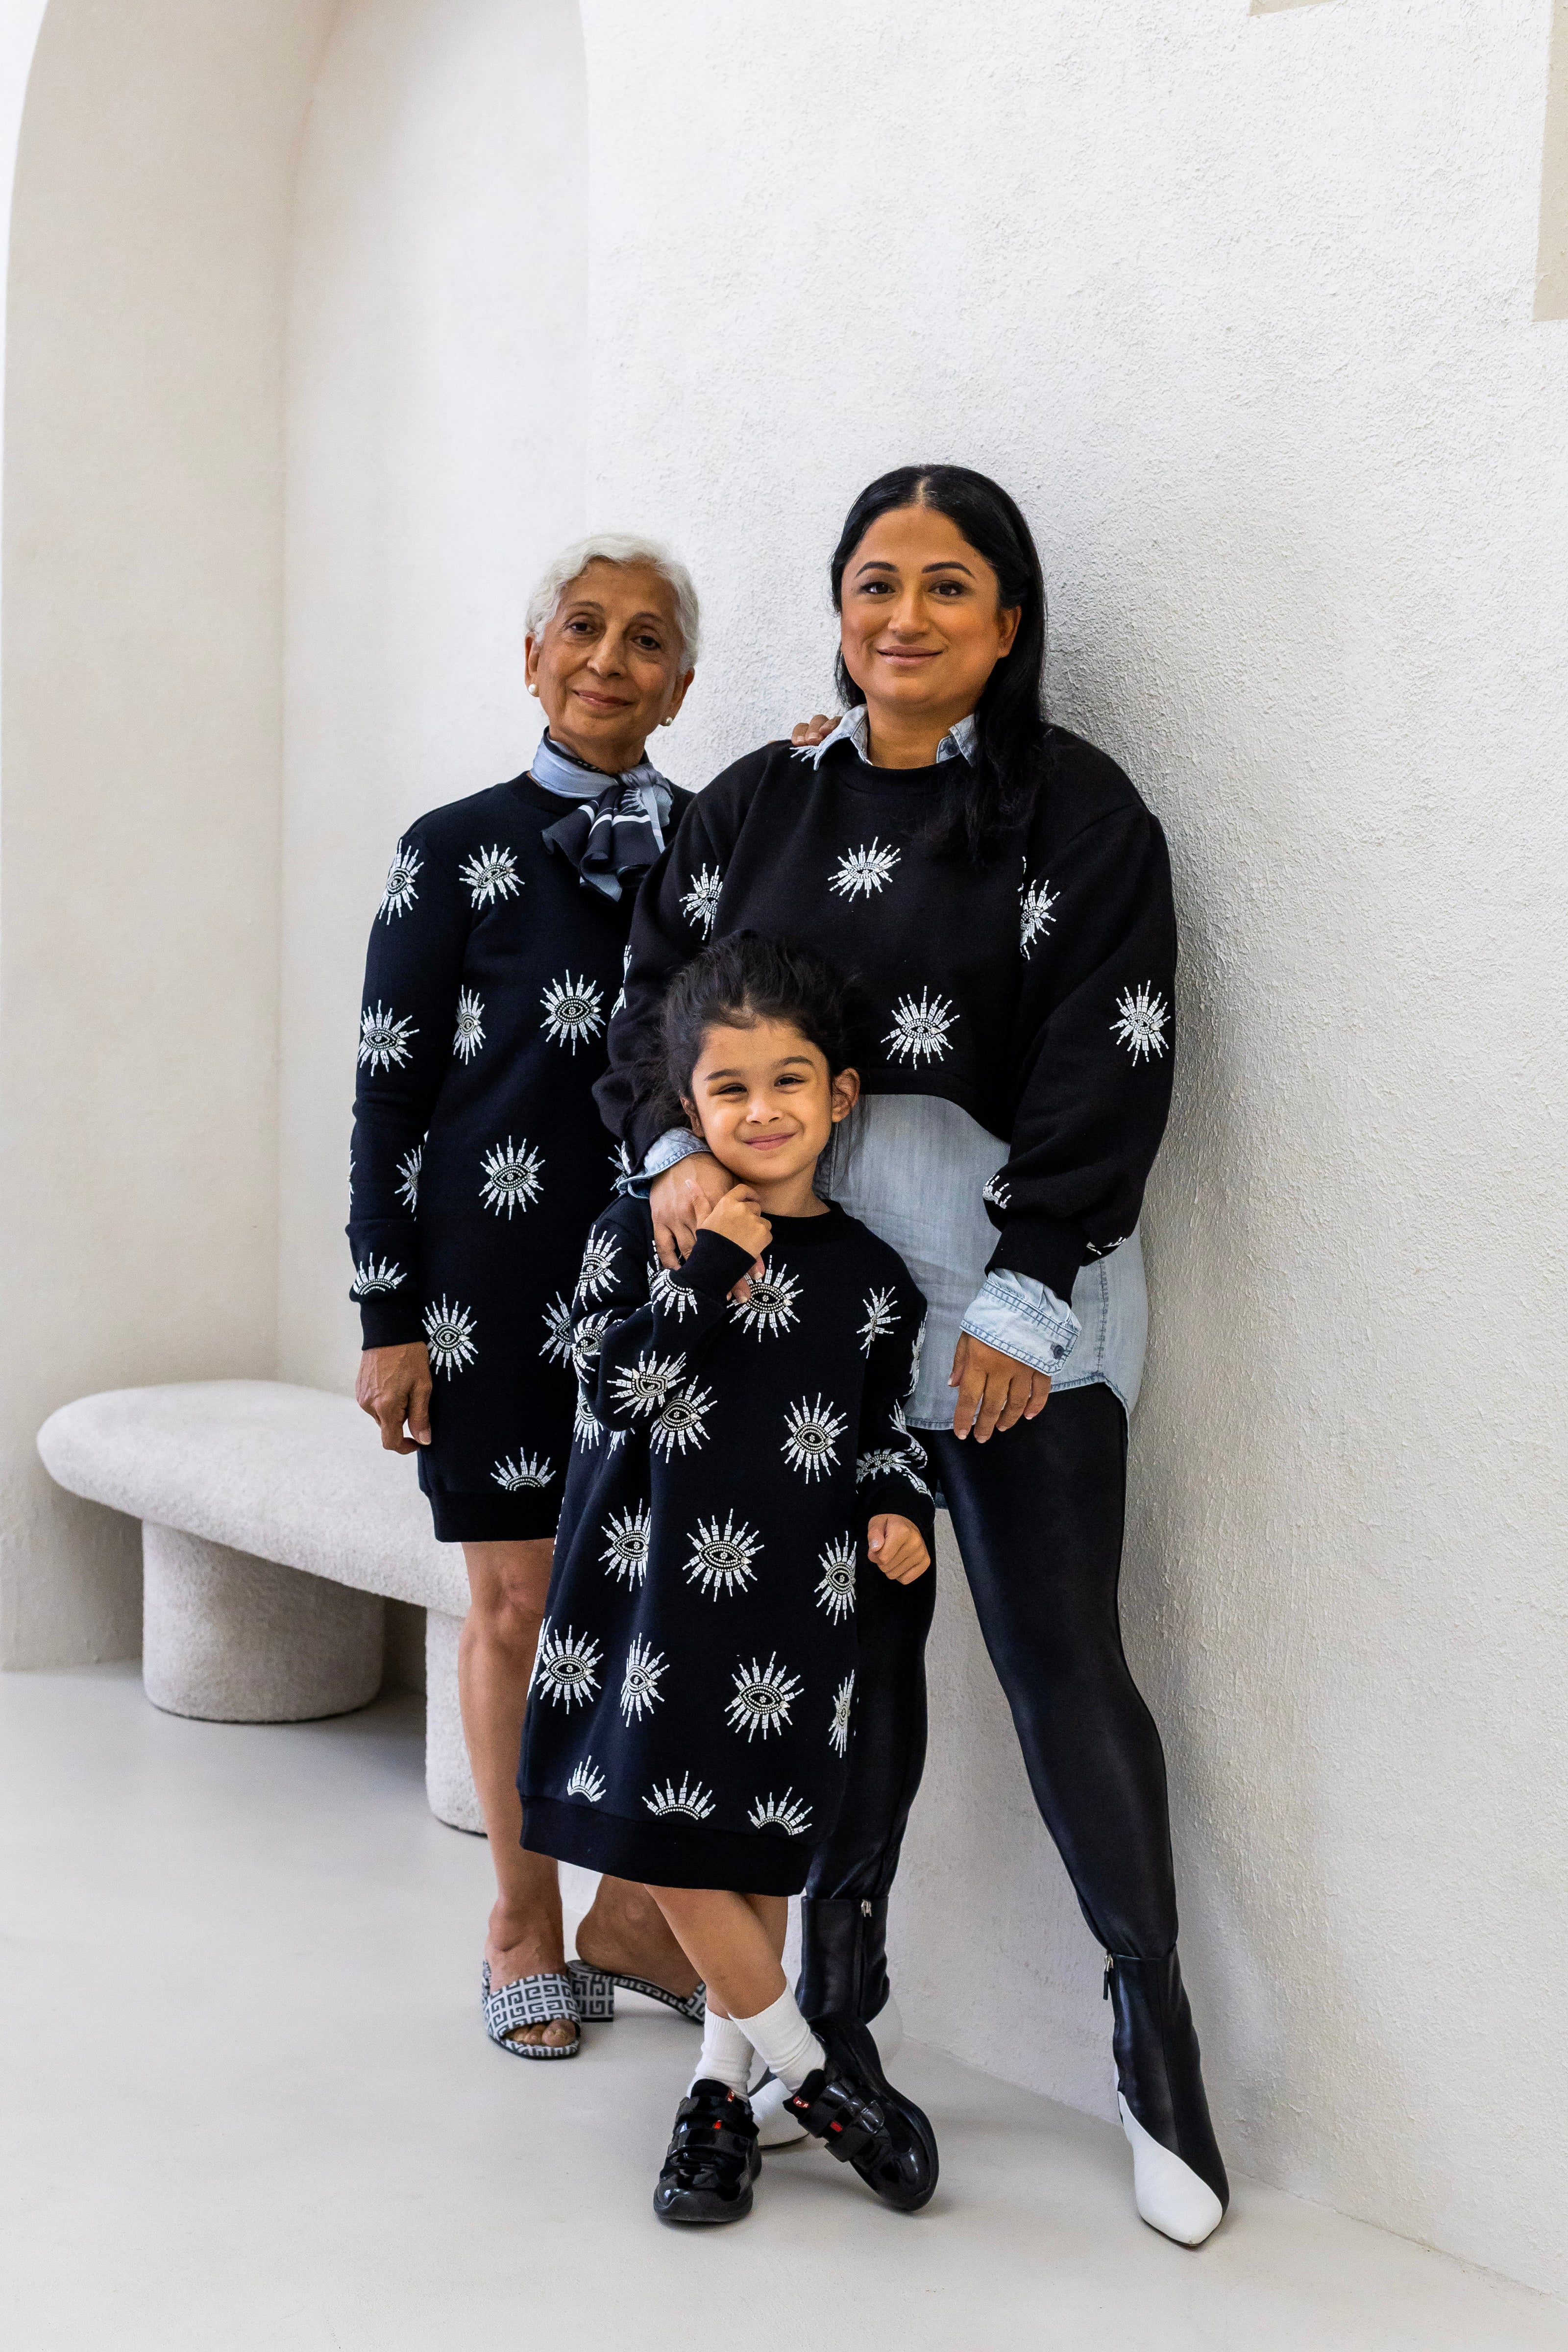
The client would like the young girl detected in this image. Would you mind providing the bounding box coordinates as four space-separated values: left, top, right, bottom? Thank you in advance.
519 933 939 2224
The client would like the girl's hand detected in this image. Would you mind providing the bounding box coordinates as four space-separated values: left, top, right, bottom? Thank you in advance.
789 712 839 747
650 1153 734 1268
867 1514 930 1584
949 1333 1051 1442
356 1341 433 1453
698 1182 772 1265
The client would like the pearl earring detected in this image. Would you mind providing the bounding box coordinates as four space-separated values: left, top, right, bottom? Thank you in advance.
527 684 539 698
661 715 674 727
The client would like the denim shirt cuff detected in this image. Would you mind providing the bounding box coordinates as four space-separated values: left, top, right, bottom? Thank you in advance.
960 1269 1080 1379
618 1126 706 1197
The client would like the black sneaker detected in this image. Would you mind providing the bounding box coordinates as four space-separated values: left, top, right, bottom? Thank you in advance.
784 2017 938 2212
653 2080 761 2226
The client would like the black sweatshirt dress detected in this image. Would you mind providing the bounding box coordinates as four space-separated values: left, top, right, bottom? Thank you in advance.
349 773 686 1542
518 1196 935 1894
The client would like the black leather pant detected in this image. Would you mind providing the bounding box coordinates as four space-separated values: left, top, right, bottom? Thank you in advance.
804 1382 1179 1957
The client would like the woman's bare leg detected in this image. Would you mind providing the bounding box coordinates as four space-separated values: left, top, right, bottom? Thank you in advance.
460 1541 698 2046
644 1889 788 2021
460 1539 571 2050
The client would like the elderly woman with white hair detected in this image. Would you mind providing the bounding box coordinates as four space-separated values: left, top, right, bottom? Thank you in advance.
350 535 710 2056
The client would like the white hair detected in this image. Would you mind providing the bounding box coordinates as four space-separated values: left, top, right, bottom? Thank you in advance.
525 532 701 667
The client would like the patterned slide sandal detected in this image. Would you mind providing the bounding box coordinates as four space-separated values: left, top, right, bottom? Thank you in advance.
481 1962 582 2059
569 1959 707 2026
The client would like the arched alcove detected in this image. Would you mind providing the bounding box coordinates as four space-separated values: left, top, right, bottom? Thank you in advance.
0 0 587 1661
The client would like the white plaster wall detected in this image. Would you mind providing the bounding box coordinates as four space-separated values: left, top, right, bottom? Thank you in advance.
577 0 1568 2300
0 0 1563 2303
277 0 588 1394
0 0 337 1664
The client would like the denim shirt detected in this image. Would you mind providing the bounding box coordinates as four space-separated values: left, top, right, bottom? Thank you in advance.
639 1103 1145 1427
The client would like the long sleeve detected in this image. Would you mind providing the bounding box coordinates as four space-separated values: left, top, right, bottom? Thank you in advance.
347 823 472 1346
595 794 731 1163
852 1271 937 1554
986 806 1176 1302
574 1206 753 1447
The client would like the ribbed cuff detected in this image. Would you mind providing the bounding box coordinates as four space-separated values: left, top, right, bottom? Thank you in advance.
680 1229 756 1298
985 1212 1084 1304
358 1299 426 1349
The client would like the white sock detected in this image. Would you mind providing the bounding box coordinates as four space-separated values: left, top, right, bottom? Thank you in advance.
691 2007 754 2097
735 1988 826 2095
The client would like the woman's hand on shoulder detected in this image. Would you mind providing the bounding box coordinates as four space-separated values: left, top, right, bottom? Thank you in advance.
356 1341 433 1453
697 1181 771 1266
867 1514 930 1584
949 1333 1052 1442
650 1153 734 1268
789 712 839 747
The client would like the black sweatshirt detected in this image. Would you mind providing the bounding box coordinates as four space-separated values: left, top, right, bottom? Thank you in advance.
348 773 688 1507
596 730 1177 1308
518 1195 934 1896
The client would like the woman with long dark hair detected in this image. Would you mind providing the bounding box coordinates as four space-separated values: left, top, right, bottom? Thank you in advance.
596 466 1227 2243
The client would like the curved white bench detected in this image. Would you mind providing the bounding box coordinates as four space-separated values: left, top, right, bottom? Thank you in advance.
37 1380 482 1831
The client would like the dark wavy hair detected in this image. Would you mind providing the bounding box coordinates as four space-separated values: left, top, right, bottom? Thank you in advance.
830 463 1049 861
647 931 863 1135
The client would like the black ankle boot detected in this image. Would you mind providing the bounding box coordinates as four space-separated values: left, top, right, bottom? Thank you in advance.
797 1896 891 2026
1105 1951 1229 2231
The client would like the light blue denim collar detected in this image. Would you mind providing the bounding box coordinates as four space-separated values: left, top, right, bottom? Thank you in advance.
800 706 978 769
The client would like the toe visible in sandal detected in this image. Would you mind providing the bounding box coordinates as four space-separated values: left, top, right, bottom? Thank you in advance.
481 1961 582 2060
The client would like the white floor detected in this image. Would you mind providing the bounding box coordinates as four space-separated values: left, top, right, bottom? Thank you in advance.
3 1668 1565 2352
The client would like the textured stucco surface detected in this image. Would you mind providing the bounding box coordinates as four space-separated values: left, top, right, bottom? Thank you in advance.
574 0 1568 2295
0 0 1564 2300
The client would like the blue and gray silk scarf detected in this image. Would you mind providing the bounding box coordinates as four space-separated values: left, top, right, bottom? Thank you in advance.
533 730 675 902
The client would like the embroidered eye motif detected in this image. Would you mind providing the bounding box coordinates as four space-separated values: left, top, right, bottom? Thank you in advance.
540 1293 577 1366
609 1351 687 1419
350 1256 405 1298
725 1655 803 1741
453 988 486 1062
683 1513 762 1599
643 1773 716 1820
782 1395 847 1482
651 1384 715 1457
534 1623 601 1711
422 1295 477 1376
601 1503 653 1588
1111 983 1170 1064
359 1001 417 1072
829 1673 856 1757
491 1451 553 1492
395 1144 422 1211
883 990 956 1065
479 1137 543 1217
379 842 421 921
680 865 724 936
731 1260 801 1338
1020 875 1058 957
540 972 605 1053
748 1789 814 1836
566 1757 608 1804
459 844 522 907
814 1535 857 1623
830 839 901 900
857 1286 899 1353
575 1231 621 1301
619 1635 668 1724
